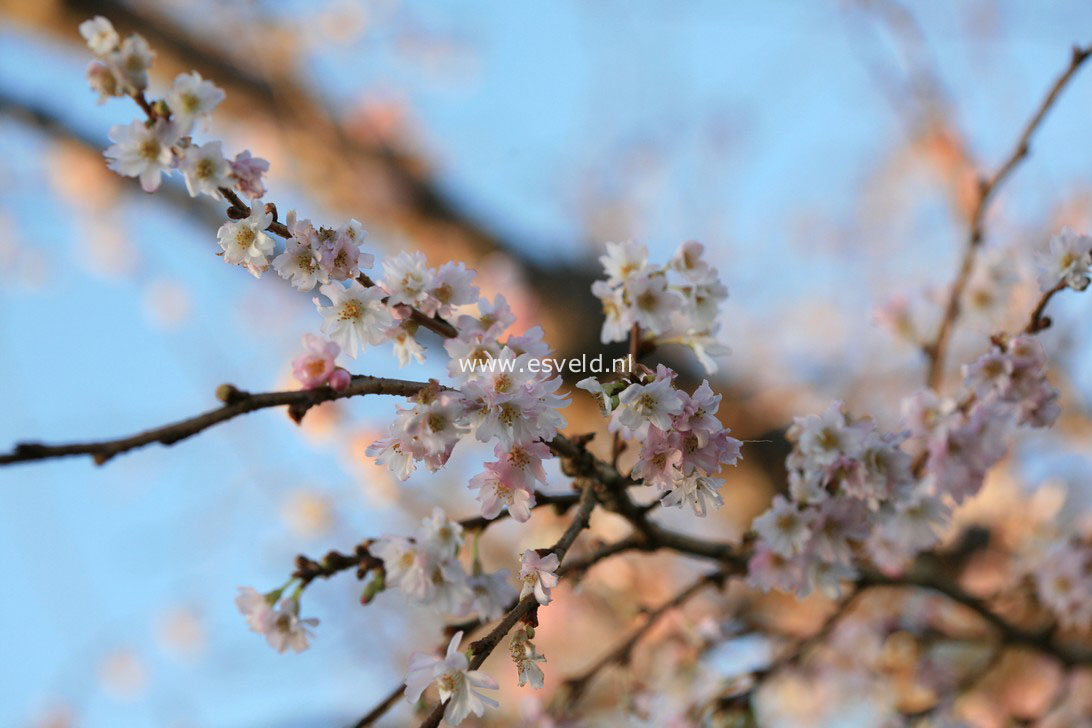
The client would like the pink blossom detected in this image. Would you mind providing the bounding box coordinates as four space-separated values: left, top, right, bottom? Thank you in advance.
230 150 269 200
292 334 340 389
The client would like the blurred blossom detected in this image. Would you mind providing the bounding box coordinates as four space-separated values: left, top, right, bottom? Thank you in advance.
754 669 897 728
97 649 148 701
27 704 75 728
142 278 191 329
280 489 335 539
79 221 137 279
155 606 207 661
45 142 120 210
313 0 368 45
345 429 402 506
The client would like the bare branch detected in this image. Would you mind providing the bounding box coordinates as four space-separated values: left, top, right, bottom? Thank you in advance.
923 44 1092 390
0 376 435 466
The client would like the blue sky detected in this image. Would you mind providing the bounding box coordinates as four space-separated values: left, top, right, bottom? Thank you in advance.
2 2 1091 726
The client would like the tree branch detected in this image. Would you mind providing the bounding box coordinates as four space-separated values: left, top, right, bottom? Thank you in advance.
923 44 1092 390
0 376 435 466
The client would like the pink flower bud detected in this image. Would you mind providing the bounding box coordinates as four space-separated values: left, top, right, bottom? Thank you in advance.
328 368 351 392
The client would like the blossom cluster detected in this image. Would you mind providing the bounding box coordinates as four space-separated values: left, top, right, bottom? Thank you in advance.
367 295 571 523
750 332 1063 597
81 18 257 192
580 365 742 517
592 240 729 372
234 587 319 654
1031 538 1092 630
748 402 939 597
907 334 1059 504
373 508 515 619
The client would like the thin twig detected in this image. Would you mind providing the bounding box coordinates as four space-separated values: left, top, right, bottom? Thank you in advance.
1022 280 1068 335
352 684 406 728
417 485 599 728
923 44 1092 390
560 568 725 710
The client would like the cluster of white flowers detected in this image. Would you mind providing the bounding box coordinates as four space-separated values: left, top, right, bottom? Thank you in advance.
907 334 1059 503
1035 226 1092 292
404 631 499 726
82 16 284 281
592 240 729 372
747 402 938 597
373 508 515 619
274 213 375 290
580 365 743 517
234 587 319 654
367 294 571 523
751 333 1063 597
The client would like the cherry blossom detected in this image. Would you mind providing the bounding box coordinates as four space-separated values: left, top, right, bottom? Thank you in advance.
592 239 730 372
235 587 317 654
1035 226 1092 292
611 377 685 435
291 334 348 390
104 119 178 193
510 626 547 689
469 462 536 522
314 281 393 357
1033 539 1092 630
265 598 319 654
272 235 323 291
179 140 231 199
112 34 154 93
79 16 119 56
753 496 814 557
404 631 499 726
234 587 275 634
217 209 274 277
229 150 269 200
519 550 560 605
463 570 517 620
165 71 225 135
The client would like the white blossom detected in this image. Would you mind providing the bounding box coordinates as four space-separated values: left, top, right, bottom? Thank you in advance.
79 16 119 56
404 631 499 726
166 71 225 135
179 140 231 198
1035 226 1092 292
217 210 274 277
519 550 560 606
612 377 685 434
314 281 393 357
104 119 178 193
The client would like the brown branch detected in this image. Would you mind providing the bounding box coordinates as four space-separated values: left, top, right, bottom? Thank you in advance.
0 375 435 466
1022 280 1069 335
294 491 584 588
353 684 406 728
417 485 599 728
858 570 1089 667
923 44 1092 390
560 569 726 710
